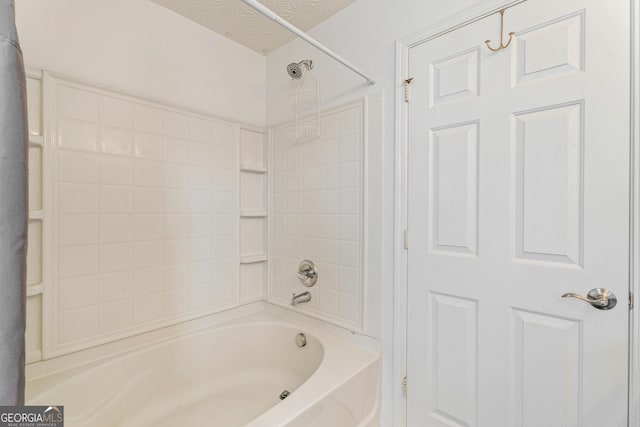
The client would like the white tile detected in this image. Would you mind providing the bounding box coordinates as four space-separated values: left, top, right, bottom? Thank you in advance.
100 126 133 156
273 235 287 256
319 215 339 239
338 241 360 268
301 215 319 238
300 237 319 261
287 170 303 192
58 214 98 246
273 172 287 193
164 215 190 239
212 192 234 213
58 118 98 153
212 214 234 237
134 159 163 187
99 299 133 333
318 239 339 264
100 186 133 213
212 258 234 282
163 239 190 265
286 192 301 214
191 142 213 167
191 214 214 237
319 190 339 214
164 137 190 163
287 147 299 170
164 163 190 188
134 215 163 241
287 236 301 259
273 215 287 236
192 285 216 309
273 152 287 171
303 167 320 190
300 143 319 168
319 288 338 315
190 190 213 213
212 236 234 259
319 141 339 166
339 189 360 214
339 162 360 188
134 241 163 269
212 122 236 147
163 264 189 289
134 104 163 134
320 114 339 141
58 151 99 184
163 111 189 138
339 215 360 241
163 288 189 316
191 237 214 261
339 134 361 162
337 292 360 323
58 275 99 311
133 294 163 324
273 193 287 213
58 245 98 278
191 166 215 190
99 270 133 302
190 261 214 286
339 266 360 295
133 268 163 296
287 215 302 236
319 165 339 190
100 156 133 186
301 191 319 214
213 146 235 170
164 190 190 213
339 107 361 137
190 118 213 143
134 188 163 214
58 85 99 122
317 263 338 289
99 96 133 129
134 132 163 160
99 243 132 273
58 307 98 344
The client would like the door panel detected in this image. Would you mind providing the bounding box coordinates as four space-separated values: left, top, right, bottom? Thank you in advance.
406 1 630 426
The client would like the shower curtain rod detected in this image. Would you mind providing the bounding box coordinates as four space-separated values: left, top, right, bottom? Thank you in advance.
240 0 376 85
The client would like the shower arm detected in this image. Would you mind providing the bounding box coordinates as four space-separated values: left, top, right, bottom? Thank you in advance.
240 0 376 85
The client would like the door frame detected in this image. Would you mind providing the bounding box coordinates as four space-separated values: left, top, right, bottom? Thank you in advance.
392 0 640 425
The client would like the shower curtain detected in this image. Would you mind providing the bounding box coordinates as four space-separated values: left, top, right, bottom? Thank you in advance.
0 0 28 406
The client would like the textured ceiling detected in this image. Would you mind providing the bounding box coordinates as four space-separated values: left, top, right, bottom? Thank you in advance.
150 0 357 54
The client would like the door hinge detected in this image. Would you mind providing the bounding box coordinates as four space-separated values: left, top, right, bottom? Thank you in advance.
630 292 634 310
402 375 408 398
403 229 409 249
404 78 413 102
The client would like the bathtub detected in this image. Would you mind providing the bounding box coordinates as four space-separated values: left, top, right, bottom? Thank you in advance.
26 304 381 426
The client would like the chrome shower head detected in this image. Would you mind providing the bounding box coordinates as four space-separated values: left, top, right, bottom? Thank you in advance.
287 60 313 79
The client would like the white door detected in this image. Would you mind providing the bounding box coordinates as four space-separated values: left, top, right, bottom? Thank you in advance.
406 0 631 426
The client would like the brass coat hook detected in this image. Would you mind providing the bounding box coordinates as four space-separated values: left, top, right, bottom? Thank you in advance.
485 9 515 52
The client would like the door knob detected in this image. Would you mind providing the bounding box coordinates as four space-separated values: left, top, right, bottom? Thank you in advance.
561 288 617 310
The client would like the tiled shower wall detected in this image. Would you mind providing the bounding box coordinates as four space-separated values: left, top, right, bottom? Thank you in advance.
45 75 240 357
270 103 364 331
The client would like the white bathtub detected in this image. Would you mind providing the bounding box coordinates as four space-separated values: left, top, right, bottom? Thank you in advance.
26 304 381 426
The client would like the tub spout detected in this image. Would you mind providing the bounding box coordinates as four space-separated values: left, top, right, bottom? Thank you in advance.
291 291 311 306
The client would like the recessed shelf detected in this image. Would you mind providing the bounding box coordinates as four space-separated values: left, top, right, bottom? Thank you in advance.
29 135 44 147
240 164 267 174
27 282 44 297
240 255 267 264
29 210 44 220
241 210 267 218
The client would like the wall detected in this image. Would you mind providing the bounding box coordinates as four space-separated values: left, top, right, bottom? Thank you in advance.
15 0 266 126
264 0 507 424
